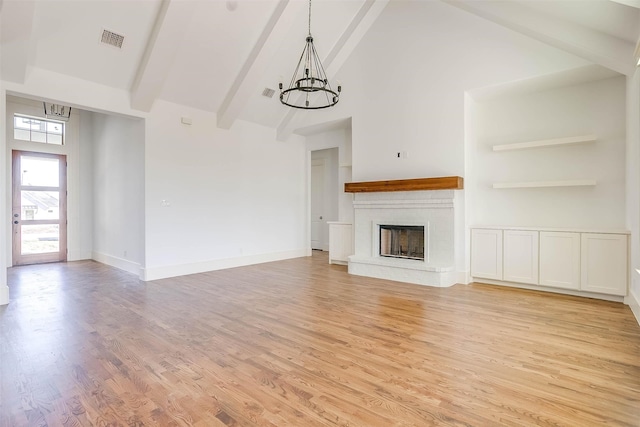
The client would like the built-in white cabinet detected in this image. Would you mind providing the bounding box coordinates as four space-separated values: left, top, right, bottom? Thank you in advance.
328 222 353 265
470 229 503 280
503 230 539 285
539 232 581 290
470 227 629 298
581 233 628 296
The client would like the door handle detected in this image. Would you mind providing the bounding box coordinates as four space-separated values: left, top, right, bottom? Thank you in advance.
13 221 18 224
320 216 323 220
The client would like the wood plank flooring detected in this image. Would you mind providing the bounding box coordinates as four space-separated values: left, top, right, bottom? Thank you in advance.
1 251 639 426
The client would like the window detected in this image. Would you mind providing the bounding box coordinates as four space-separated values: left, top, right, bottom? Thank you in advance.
14 115 64 145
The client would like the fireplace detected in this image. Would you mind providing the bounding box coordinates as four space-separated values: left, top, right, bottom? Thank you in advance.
347 189 459 287
380 225 425 260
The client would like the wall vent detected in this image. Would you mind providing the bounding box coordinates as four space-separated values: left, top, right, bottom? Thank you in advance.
262 88 276 98
101 29 125 49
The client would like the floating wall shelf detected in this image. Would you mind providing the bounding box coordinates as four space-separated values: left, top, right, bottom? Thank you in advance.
492 179 597 189
492 134 597 152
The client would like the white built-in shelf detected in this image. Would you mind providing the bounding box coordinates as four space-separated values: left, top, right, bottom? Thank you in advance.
492 179 597 189
492 134 596 152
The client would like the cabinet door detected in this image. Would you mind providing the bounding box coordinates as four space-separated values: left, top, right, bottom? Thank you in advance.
581 234 627 295
471 229 503 280
329 224 353 264
539 232 580 290
503 230 538 285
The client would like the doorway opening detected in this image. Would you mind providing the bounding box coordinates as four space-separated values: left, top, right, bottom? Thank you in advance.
12 150 68 265
310 148 338 251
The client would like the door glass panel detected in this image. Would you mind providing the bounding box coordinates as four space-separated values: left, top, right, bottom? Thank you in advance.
20 156 60 187
21 224 60 254
21 191 60 220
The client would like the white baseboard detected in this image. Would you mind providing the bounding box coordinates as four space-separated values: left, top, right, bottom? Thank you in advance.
68 250 93 262
457 270 471 285
92 251 142 278
625 288 640 327
142 249 308 281
0 285 8 306
472 277 625 303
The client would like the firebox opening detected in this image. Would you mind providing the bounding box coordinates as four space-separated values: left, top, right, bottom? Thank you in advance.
379 225 425 261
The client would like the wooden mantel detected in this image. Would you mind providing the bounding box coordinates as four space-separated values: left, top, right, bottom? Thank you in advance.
344 176 463 193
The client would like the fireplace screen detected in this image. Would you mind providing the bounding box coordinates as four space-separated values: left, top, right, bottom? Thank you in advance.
379 225 425 260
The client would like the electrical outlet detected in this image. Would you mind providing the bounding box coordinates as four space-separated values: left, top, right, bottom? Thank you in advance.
161 199 171 207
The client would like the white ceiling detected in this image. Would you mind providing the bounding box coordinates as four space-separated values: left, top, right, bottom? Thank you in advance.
1 0 639 133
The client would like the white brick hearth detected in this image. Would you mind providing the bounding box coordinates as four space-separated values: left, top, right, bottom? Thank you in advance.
348 190 457 287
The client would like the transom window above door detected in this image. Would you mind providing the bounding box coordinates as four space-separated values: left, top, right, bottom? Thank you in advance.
13 114 65 145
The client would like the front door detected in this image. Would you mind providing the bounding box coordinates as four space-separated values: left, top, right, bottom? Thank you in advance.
12 150 67 265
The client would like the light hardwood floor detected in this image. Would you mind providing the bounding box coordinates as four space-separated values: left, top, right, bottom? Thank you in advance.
1 251 639 426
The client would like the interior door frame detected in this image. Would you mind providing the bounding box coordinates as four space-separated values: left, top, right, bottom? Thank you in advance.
12 150 68 266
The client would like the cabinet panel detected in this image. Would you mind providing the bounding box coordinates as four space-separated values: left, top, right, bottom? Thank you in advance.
471 229 503 280
503 230 538 285
539 232 580 290
581 234 627 295
329 223 353 265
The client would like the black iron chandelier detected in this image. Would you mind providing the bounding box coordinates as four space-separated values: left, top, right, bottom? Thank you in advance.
279 0 341 110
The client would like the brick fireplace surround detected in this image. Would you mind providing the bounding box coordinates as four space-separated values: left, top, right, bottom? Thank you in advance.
345 177 463 287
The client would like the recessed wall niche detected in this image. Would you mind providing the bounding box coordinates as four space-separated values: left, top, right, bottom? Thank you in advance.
467 69 626 230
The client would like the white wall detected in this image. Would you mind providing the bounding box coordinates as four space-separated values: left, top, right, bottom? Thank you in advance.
143 100 307 280
471 76 626 228
78 110 94 258
90 111 145 276
0 69 309 282
329 1 588 182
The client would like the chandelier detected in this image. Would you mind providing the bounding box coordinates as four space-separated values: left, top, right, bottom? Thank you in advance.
43 102 71 121
279 0 341 110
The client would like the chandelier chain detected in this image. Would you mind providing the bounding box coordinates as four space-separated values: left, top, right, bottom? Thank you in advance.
308 0 312 36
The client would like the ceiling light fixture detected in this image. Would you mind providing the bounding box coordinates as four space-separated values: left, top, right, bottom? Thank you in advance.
279 0 341 110
43 102 71 121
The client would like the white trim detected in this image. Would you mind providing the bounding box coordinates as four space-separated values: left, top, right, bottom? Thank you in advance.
492 134 596 152
472 277 625 303
625 288 640 326
0 285 8 305
626 271 640 327
92 251 142 278
457 270 471 285
142 249 308 281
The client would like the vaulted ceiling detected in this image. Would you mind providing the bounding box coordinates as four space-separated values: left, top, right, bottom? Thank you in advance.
1 0 639 133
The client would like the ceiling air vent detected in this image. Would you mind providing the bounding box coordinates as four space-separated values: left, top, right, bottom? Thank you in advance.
262 88 276 98
101 29 124 49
